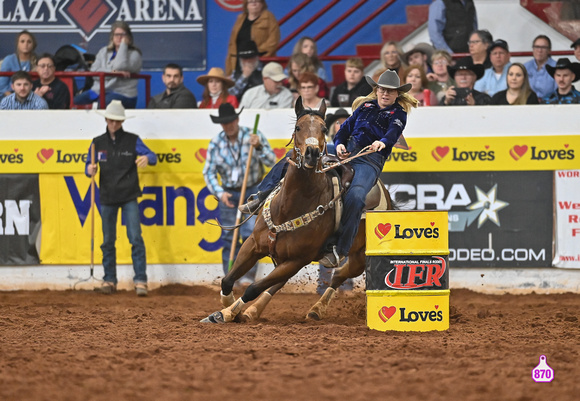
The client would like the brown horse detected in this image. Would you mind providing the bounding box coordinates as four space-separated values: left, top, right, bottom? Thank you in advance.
202 97 392 323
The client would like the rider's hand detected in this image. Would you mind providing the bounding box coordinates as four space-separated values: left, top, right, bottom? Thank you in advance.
336 144 349 160
370 141 385 152
221 192 234 208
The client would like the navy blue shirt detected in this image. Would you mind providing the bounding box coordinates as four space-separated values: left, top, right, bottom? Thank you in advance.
333 99 406 158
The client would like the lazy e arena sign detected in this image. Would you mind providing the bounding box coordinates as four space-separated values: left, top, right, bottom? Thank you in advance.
0 0 206 69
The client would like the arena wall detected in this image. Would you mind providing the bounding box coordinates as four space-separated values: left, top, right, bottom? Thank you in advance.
1 106 579 293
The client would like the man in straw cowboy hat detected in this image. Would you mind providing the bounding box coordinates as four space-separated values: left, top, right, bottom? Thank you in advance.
148 63 197 109
542 58 580 104
85 100 157 296
203 103 276 285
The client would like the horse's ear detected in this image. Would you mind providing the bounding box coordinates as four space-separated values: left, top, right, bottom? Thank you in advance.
318 101 327 119
295 96 304 116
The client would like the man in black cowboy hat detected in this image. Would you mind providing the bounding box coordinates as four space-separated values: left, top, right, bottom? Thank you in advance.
542 58 580 104
443 58 491 105
203 103 276 285
229 40 265 102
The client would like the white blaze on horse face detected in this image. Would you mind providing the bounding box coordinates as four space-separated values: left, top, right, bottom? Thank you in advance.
305 137 319 147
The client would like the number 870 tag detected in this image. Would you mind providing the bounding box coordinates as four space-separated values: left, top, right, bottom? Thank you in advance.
532 355 554 383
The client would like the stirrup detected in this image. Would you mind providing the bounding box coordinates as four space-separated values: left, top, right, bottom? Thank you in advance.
318 246 344 268
238 197 263 214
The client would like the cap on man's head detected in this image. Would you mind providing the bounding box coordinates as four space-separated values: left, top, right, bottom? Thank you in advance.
235 40 266 59
262 62 287 82
489 39 509 53
571 38 580 49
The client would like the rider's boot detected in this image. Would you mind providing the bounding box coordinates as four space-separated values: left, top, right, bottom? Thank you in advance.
318 245 345 268
238 190 270 214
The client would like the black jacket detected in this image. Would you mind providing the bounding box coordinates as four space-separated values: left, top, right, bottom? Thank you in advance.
442 0 476 53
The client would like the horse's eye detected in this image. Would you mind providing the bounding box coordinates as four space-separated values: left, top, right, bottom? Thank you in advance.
295 126 301 132
322 127 328 134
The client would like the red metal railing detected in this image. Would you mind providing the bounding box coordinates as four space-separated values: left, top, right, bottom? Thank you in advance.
312 0 367 43
0 71 151 109
277 0 313 26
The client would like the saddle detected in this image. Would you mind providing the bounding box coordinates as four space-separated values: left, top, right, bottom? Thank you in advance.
321 155 389 231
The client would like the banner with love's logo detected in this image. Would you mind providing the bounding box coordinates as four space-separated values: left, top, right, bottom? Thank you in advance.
0 140 291 174
4 135 576 173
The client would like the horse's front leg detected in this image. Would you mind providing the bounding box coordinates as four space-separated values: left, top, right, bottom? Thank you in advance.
220 235 263 307
203 259 305 323
241 280 287 322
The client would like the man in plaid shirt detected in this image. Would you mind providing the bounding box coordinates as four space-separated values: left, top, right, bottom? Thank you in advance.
0 71 48 110
203 103 276 285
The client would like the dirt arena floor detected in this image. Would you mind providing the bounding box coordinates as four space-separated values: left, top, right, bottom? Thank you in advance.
1 285 579 401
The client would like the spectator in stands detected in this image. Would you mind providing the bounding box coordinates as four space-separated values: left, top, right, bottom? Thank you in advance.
400 65 438 106
463 29 492 69
229 40 265 102
297 72 329 109
225 0 280 77
442 58 491 105
85 100 156 296
203 103 276 286
292 36 326 80
0 30 38 100
375 41 407 79
240 62 293 109
325 108 350 143
474 39 511 97
491 63 539 105
542 58 580 104
427 50 455 103
74 21 142 109
571 38 580 91
428 0 477 54
524 35 557 99
197 67 239 109
148 63 197 109
32 53 71 109
404 43 435 74
284 53 329 101
0 71 48 110
330 57 372 108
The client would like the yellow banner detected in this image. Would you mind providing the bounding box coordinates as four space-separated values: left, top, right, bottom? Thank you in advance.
39 173 224 264
1 139 291 174
366 211 449 255
2 136 578 173
386 135 579 171
367 290 450 332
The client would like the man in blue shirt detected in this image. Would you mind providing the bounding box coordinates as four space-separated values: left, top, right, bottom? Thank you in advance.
542 58 580 104
474 39 511 97
0 71 48 110
524 35 557 99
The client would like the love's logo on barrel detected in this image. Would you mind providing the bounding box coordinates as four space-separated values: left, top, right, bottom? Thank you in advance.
378 306 396 322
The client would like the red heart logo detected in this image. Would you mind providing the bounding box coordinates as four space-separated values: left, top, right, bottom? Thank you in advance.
172 148 176 152
430 222 435 226
564 144 569 148
509 145 528 160
435 305 439 309
485 145 489 149
274 148 287 160
14 148 19 152
195 148 207 163
374 223 391 239
431 146 449 161
37 148 54 163
379 306 396 322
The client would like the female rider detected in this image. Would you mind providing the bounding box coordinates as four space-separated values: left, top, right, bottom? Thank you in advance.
318 70 418 267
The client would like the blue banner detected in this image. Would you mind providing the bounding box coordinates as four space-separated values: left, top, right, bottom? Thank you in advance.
0 0 206 70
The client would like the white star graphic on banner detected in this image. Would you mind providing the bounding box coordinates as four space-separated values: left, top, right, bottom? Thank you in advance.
467 184 509 227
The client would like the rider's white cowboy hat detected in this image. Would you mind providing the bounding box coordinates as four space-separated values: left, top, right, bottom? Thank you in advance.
365 70 412 93
98 100 134 121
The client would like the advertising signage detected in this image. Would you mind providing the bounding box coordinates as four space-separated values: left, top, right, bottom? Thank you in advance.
0 0 206 69
385 171 553 268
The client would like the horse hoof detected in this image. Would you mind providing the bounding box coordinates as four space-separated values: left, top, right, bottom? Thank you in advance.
200 311 225 324
306 311 321 321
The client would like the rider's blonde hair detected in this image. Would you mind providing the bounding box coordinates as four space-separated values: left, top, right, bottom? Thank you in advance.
352 87 418 113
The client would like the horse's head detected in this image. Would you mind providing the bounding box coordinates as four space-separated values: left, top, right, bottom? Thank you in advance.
292 97 327 170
